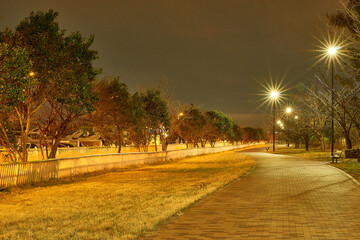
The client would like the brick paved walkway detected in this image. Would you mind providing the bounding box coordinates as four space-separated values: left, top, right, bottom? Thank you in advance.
147 151 360 239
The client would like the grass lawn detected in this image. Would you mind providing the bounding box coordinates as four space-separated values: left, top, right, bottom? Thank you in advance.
275 146 360 182
274 147 330 162
0 150 254 240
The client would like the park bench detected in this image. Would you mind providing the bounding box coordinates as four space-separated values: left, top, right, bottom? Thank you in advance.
331 150 342 163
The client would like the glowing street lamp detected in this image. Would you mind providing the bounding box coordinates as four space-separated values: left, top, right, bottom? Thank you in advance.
177 112 184 143
177 112 184 120
29 71 35 77
271 91 280 99
327 45 339 160
259 74 287 152
269 90 280 152
286 107 292 114
312 33 348 161
328 47 337 55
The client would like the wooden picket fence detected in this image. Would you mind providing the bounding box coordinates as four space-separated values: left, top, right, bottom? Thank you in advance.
0 144 250 189
0 160 58 188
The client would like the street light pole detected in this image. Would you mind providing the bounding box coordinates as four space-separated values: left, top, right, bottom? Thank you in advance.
327 46 339 159
269 91 280 151
273 106 276 152
331 60 334 158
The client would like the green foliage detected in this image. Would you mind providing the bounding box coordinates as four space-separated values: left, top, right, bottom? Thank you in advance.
11 10 63 85
176 104 207 147
256 128 266 141
243 127 261 142
13 10 100 114
140 89 170 150
0 43 35 161
141 90 170 130
233 124 244 142
92 77 133 152
0 10 100 160
206 110 235 142
128 93 149 152
51 31 99 114
0 43 34 107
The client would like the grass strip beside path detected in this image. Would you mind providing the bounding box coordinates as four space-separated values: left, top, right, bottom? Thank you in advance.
0 150 254 240
274 147 330 161
275 147 360 182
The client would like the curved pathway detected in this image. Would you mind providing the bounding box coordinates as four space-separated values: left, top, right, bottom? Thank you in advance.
147 151 360 239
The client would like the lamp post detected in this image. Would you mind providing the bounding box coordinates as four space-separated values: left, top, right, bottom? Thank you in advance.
260 75 285 151
177 112 184 143
328 46 338 158
270 91 280 152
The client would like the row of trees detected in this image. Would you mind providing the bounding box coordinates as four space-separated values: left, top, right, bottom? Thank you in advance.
276 0 360 151
0 10 265 162
92 76 266 153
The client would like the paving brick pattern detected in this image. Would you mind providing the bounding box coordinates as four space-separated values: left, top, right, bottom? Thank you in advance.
147 152 360 239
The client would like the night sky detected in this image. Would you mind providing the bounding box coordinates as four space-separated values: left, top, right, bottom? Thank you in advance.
0 0 342 127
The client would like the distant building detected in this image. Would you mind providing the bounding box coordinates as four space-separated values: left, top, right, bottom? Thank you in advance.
28 130 103 148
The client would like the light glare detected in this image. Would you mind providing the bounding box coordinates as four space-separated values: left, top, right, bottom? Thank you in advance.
257 72 288 111
328 47 337 55
270 91 280 99
310 32 349 72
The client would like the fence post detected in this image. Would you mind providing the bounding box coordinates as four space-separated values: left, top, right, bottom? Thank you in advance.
15 163 21 186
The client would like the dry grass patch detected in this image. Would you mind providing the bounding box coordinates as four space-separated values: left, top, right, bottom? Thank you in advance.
330 161 360 182
0 150 254 240
274 147 330 161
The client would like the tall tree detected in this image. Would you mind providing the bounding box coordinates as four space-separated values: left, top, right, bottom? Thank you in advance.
92 77 132 153
243 127 260 143
0 43 36 162
128 92 149 152
13 10 99 159
233 124 244 143
206 111 235 143
174 104 207 148
140 90 170 151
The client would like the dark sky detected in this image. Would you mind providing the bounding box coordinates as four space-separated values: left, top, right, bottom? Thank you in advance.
0 0 342 127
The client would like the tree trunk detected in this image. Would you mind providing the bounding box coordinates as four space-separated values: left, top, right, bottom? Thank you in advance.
320 133 326 151
344 133 352 149
154 133 157 152
162 141 168 151
304 138 309 151
161 135 168 151
118 132 122 153
49 137 61 159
